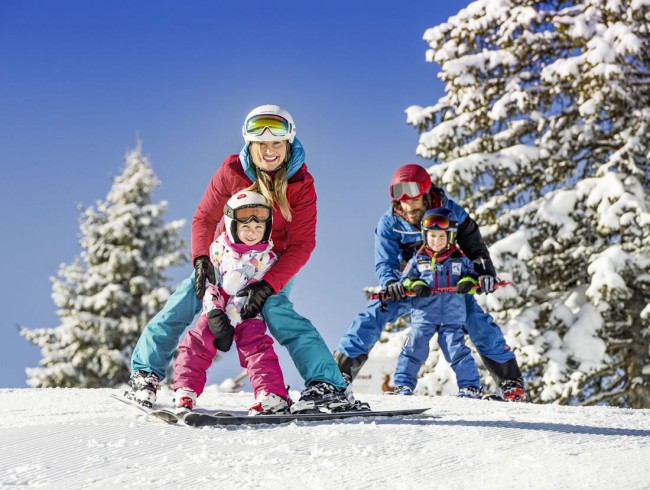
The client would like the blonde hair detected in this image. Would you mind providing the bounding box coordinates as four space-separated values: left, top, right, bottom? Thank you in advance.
248 142 292 221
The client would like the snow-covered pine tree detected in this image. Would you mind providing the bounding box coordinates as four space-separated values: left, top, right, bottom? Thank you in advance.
21 144 188 388
406 0 650 407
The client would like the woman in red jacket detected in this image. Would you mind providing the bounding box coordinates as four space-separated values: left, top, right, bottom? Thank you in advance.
128 105 365 414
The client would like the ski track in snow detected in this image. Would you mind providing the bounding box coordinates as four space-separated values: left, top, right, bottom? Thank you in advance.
1 388 649 489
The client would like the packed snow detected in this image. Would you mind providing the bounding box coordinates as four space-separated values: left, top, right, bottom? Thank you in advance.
1 387 648 489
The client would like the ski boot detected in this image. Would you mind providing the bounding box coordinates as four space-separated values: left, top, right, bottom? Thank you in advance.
249 392 291 416
457 386 482 399
127 371 159 408
393 385 414 396
174 387 197 412
501 379 526 402
291 381 369 414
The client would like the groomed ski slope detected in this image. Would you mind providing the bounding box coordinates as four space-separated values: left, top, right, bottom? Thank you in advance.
1 387 648 489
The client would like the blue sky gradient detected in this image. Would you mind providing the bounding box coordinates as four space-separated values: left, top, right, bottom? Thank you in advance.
1 0 472 388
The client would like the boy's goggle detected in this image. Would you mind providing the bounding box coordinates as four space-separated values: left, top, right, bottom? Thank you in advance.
390 181 422 200
244 114 291 137
225 204 272 224
422 214 452 230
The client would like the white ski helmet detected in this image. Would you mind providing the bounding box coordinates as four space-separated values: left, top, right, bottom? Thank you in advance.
242 104 296 144
223 190 273 244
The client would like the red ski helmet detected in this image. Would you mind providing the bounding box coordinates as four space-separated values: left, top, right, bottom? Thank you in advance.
389 164 432 201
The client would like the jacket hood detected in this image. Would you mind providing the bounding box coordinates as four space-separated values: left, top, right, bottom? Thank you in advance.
239 137 306 182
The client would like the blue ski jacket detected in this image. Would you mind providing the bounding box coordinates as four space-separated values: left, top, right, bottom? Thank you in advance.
401 246 476 325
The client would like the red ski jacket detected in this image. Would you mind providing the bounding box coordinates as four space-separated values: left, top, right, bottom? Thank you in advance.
191 154 317 293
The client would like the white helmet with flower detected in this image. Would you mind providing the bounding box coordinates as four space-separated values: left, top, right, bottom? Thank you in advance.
223 190 273 244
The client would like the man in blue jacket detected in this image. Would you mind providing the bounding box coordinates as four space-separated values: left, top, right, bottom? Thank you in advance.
334 164 526 401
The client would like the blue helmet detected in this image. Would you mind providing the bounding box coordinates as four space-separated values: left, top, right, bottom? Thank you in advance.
421 208 458 249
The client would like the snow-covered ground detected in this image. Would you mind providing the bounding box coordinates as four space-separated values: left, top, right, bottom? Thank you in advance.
1 387 649 489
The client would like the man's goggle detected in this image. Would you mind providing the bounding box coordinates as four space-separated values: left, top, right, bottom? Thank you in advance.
390 181 423 200
421 214 451 230
225 204 272 224
244 114 291 137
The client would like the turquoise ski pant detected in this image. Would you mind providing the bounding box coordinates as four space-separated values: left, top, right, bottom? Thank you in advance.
131 272 347 389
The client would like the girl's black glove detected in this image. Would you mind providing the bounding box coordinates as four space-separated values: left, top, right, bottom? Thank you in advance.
207 310 234 352
237 280 274 319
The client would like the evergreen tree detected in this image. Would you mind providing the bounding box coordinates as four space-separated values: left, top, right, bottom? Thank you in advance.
406 0 650 407
21 144 188 388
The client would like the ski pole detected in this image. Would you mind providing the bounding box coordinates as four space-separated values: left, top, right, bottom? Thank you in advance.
369 280 513 301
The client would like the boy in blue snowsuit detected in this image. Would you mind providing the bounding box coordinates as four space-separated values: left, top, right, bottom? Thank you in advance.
334 164 526 402
392 208 481 397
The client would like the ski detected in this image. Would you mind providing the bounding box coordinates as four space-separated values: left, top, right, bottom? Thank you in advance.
110 392 180 424
182 407 431 427
481 394 506 402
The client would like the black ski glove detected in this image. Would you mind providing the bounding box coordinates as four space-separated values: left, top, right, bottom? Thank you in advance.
194 255 216 300
478 275 496 294
456 276 478 295
385 280 406 301
237 280 274 319
412 282 431 298
207 309 234 352
473 258 497 294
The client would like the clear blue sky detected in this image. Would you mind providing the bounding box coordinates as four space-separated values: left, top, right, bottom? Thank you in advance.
0 0 472 389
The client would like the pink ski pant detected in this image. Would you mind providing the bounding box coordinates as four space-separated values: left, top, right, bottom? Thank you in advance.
174 315 287 399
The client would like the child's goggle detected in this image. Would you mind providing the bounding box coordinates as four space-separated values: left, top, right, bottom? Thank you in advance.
244 114 291 137
390 181 423 200
225 204 272 224
421 214 451 230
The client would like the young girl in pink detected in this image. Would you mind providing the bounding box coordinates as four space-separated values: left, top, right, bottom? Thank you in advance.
173 191 289 415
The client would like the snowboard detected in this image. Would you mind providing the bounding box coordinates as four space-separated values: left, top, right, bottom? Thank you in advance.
182 406 431 427
110 392 180 424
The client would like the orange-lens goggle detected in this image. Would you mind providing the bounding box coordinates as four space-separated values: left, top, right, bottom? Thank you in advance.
226 205 272 224
390 181 422 200
421 214 451 230
245 114 291 137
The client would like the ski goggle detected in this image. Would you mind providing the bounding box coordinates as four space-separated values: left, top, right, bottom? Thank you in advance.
390 181 423 200
244 114 291 137
421 214 452 230
225 204 272 224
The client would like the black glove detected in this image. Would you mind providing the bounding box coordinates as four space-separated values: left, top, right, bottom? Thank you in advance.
456 276 478 294
412 283 431 298
237 280 274 319
384 280 406 301
194 255 216 299
472 258 497 294
207 309 234 352
478 275 496 294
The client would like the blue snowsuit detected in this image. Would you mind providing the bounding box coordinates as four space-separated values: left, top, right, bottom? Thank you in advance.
335 188 515 381
393 247 480 390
